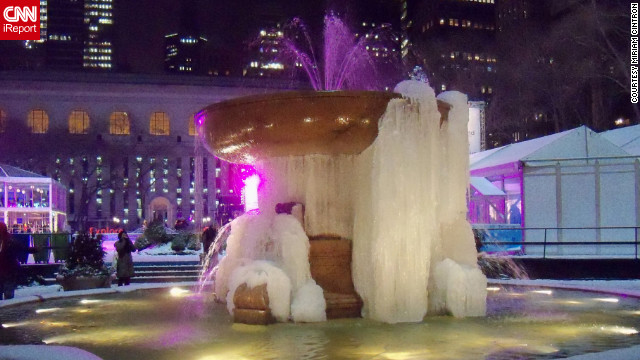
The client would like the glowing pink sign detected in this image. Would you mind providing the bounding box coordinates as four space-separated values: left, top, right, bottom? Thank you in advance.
243 174 260 211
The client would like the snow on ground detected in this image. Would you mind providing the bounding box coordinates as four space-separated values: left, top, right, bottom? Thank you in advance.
0 281 207 309
0 345 103 360
565 345 640 360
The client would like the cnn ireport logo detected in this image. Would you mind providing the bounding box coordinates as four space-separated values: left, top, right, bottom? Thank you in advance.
0 0 40 41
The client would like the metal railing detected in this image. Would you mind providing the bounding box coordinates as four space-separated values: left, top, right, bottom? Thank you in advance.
474 226 640 259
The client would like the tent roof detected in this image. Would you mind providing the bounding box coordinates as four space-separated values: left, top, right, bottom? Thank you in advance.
470 177 506 196
600 124 640 156
470 126 630 171
0 164 47 178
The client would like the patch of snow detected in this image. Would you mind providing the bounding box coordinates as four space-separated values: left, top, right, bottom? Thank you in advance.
0 345 103 360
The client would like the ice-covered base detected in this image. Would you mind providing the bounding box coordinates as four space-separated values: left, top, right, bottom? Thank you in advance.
429 258 487 317
352 80 486 322
216 213 326 323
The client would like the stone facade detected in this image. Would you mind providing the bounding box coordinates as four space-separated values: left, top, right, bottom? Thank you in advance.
0 72 303 231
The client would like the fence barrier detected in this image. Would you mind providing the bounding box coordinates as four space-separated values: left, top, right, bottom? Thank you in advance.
474 226 640 259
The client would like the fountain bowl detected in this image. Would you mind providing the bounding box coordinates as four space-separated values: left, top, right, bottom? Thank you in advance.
199 91 453 164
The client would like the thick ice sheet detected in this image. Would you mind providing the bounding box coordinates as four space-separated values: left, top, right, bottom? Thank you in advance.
352 81 486 322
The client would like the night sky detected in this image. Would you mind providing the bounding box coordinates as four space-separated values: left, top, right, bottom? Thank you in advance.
113 0 398 74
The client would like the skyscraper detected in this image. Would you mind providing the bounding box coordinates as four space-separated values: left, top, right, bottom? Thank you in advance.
45 0 85 70
401 0 497 100
243 25 294 78
164 33 207 74
83 0 114 70
164 1 207 75
23 0 113 71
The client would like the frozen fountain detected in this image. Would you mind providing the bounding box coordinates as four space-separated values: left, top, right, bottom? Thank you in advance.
196 15 486 324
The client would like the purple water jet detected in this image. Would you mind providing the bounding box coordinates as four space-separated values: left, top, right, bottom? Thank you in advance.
282 14 399 90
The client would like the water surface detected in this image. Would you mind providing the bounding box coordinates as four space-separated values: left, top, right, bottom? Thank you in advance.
1 286 640 359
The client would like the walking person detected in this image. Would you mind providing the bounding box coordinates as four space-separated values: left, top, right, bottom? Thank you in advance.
202 224 217 255
0 222 37 299
114 230 135 286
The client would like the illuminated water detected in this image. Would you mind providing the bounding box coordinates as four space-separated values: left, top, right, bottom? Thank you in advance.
2 287 640 359
283 14 395 90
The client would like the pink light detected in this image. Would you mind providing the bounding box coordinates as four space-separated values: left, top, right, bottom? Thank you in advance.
243 174 260 212
195 112 205 126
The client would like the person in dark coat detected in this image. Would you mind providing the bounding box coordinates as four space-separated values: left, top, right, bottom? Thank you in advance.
0 222 37 299
114 230 135 286
202 224 217 255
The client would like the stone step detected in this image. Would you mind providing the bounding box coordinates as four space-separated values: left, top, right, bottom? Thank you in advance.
134 265 202 272
131 262 203 283
43 261 206 286
130 275 201 283
135 270 202 277
324 292 363 319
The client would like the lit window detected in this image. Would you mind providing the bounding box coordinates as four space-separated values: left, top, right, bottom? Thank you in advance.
109 111 130 135
28 109 49 133
150 111 170 135
188 114 196 136
0 109 6 133
69 110 90 134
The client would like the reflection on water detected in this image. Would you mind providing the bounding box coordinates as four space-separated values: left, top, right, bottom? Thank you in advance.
1 287 640 360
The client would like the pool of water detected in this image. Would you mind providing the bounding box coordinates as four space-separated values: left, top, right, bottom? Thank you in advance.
1 286 640 360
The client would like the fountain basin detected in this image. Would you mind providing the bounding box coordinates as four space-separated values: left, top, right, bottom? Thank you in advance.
198 91 451 164
3 286 640 359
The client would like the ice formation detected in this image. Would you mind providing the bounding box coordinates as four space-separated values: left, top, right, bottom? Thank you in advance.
430 258 487 317
210 80 486 324
352 81 486 322
291 280 327 323
226 260 292 322
256 155 357 239
215 213 327 323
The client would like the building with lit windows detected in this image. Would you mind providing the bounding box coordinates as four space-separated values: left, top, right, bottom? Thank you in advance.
243 25 295 78
24 0 48 51
0 72 303 231
400 0 497 101
45 0 85 70
22 0 113 71
355 21 403 90
83 0 113 70
164 33 207 74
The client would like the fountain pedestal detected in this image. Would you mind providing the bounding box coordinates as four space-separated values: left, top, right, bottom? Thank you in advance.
309 238 362 318
233 283 274 325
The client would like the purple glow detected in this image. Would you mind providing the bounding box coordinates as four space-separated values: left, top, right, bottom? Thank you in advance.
243 174 260 212
195 112 205 126
147 324 206 349
283 14 384 90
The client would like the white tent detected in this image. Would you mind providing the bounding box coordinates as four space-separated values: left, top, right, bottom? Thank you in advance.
469 126 639 257
601 124 640 156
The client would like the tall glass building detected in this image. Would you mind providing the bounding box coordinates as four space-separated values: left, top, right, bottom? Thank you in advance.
25 0 113 71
